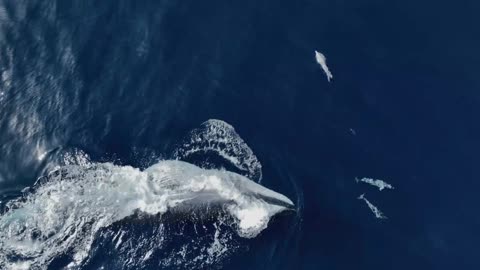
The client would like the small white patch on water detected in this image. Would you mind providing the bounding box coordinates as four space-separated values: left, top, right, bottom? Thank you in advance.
142 249 153 262
233 205 269 237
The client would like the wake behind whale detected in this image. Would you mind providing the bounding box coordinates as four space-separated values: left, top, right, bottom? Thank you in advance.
0 120 296 269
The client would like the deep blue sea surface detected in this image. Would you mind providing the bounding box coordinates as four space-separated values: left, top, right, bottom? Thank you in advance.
0 0 479 269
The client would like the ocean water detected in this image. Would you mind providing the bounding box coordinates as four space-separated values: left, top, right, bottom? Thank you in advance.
0 0 479 269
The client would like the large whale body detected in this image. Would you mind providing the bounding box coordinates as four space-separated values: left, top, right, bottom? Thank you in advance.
146 160 294 214
0 160 294 269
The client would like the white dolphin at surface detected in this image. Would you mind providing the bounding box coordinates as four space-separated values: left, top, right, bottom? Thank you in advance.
355 177 394 191
315 50 333 82
357 193 387 219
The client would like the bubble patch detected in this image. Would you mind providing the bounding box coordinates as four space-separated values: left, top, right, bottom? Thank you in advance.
174 119 263 182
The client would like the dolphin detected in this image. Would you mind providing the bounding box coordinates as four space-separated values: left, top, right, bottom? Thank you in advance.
315 50 333 82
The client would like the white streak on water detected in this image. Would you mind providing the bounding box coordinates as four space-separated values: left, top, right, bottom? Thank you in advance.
142 249 153 262
115 230 125 249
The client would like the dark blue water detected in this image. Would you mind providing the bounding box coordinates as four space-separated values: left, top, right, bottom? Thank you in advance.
0 0 479 269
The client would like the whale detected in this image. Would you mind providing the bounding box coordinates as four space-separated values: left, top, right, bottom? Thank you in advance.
0 160 295 268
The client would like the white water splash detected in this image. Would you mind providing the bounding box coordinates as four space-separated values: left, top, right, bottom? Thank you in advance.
355 177 394 191
315 50 333 82
357 194 387 219
174 119 263 182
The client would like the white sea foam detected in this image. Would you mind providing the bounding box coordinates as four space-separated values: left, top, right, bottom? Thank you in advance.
355 177 394 191
174 119 263 182
315 50 333 82
357 194 387 219
0 160 293 269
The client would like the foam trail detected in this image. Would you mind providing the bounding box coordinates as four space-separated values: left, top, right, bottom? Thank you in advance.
355 177 394 191
0 160 293 269
357 194 387 219
315 50 333 82
174 119 262 182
